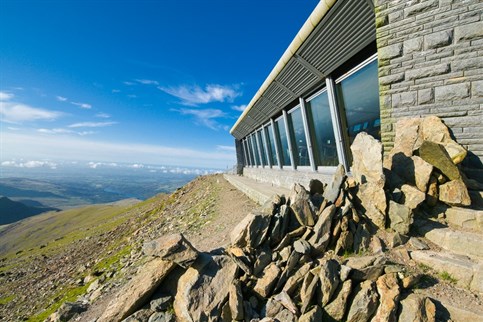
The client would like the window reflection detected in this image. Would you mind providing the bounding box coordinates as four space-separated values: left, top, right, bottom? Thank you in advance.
251 134 261 166
265 124 278 167
306 91 338 166
288 107 310 166
336 59 380 162
257 130 267 166
275 117 291 166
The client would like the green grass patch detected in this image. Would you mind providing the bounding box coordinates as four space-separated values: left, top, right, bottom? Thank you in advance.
0 294 15 305
439 271 458 284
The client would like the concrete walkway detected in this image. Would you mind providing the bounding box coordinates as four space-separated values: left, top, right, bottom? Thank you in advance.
223 174 290 205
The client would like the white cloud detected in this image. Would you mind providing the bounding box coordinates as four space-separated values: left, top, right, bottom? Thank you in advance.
56 96 68 101
0 101 62 123
217 145 236 152
173 108 226 130
95 112 111 118
130 163 144 168
123 81 135 86
68 121 117 128
231 104 247 112
78 131 96 136
71 102 92 109
38 128 73 134
1 133 236 168
1 159 57 169
0 91 14 101
158 84 241 106
127 94 137 98
112 89 121 93
136 79 159 85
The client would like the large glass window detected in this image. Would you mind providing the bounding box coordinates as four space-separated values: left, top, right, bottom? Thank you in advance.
336 59 380 154
306 90 338 166
288 107 310 166
265 124 278 167
244 139 251 166
275 117 291 166
251 134 261 166
257 130 267 166
247 136 256 166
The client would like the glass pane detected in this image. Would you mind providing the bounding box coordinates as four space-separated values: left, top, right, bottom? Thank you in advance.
252 134 261 166
243 140 251 165
336 59 380 149
265 124 278 166
257 130 267 166
275 118 291 166
288 107 310 166
306 91 338 166
247 136 256 166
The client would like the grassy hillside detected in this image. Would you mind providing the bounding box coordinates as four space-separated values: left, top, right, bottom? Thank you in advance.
0 196 59 225
0 174 257 321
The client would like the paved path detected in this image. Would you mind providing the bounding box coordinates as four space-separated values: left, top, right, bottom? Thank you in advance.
223 174 290 205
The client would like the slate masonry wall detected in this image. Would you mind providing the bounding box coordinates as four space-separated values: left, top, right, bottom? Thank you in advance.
375 0 483 169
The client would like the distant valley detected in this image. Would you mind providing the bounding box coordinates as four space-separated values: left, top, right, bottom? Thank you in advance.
0 161 221 224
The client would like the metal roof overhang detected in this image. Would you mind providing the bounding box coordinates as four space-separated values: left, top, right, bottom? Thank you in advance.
230 0 376 140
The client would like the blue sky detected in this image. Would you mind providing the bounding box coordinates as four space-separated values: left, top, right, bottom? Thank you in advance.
0 0 318 169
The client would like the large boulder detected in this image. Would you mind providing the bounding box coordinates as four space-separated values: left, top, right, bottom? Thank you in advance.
253 262 281 298
323 279 352 321
418 141 461 180
390 154 433 192
99 258 176 322
350 132 385 187
143 233 198 268
230 212 272 248
289 184 315 227
439 179 471 206
356 182 387 229
174 253 238 322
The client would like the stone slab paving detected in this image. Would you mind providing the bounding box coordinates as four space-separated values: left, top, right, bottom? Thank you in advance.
223 174 290 205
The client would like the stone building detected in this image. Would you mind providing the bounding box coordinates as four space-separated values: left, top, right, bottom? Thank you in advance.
230 0 482 188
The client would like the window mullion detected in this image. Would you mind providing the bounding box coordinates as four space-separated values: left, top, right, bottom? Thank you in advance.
299 97 316 172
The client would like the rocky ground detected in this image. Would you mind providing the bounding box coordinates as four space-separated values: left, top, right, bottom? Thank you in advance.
2 115 483 322
0 175 258 321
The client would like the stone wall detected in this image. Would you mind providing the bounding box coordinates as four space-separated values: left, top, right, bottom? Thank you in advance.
243 167 334 189
375 0 483 169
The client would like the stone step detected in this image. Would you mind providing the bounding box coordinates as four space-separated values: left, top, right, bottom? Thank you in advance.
410 250 482 294
445 207 483 233
417 221 483 259
223 174 290 205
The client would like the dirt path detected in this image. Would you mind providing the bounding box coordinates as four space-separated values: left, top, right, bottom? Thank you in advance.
187 175 259 251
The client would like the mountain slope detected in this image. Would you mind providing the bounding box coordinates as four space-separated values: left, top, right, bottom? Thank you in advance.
0 174 258 321
0 196 59 225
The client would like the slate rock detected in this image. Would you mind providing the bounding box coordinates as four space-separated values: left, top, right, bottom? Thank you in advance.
346 280 379 322
398 294 436 322
99 259 176 322
356 182 387 229
401 184 426 210
319 259 340 306
372 273 400 322
229 280 244 321
323 164 346 203
418 141 460 180
230 212 272 248
254 262 281 298
299 305 322 322
388 201 413 235
148 312 175 322
324 279 352 321
309 179 324 195
174 253 237 322
142 233 198 268
439 179 471 206
350 131 385 187
308 204 336 253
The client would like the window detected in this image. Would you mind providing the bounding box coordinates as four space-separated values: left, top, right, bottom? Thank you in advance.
265 123 278 167
257 129 267 166
275 117 291 166
306 90 338 166
288 107 310 166
336 58 380 163
251 134 261 166
247 136 256 166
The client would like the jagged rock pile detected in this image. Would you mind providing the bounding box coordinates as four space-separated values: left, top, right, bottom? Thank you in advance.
53 116 479 322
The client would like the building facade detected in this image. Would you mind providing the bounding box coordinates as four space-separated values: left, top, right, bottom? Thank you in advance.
230 0 483 189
